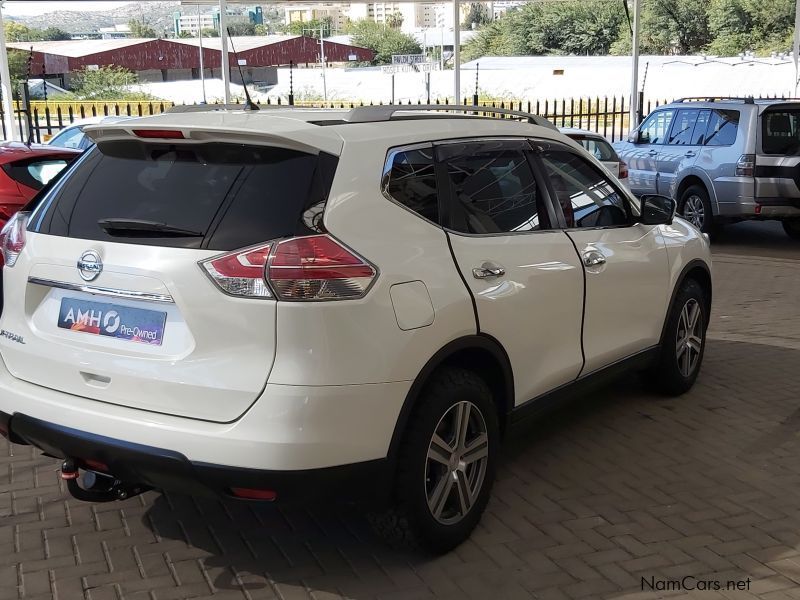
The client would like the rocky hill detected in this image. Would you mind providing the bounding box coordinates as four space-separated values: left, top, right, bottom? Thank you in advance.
8 2 184 35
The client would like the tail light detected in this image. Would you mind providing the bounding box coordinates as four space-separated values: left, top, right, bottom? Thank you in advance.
201 242 273 298
618 160 629 180
0 211 30 268
736 154 755 177
201 234 377 301
268 235 376 301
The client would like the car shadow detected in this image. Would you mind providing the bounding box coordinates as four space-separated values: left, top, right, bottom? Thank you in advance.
141 339 800 599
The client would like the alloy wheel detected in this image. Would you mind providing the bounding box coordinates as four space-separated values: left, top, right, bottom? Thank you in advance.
676 298 703 377
682 195 705 229
425 401 489 525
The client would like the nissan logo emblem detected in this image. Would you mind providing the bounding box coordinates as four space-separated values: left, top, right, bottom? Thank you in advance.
77 250 102 282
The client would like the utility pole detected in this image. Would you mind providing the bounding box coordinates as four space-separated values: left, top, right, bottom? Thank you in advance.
628 0 641 129
197 4 207 103
453 0 460 104
0 3 16 141
219 0 232 104
304 24 327 101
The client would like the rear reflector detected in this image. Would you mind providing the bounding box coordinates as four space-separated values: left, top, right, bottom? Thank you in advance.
0 211 29 268
618 160 629 180
83 458 109 472
132 129 185 139
268 235 376 301
230 487 278 501
201 242 273 298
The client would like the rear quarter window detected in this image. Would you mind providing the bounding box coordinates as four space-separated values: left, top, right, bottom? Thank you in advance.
29 141 338 250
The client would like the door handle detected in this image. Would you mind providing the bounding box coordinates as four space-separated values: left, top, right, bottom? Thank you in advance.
648 149 658 156
582 250 606 267
472 261 505 279
684 151 696 157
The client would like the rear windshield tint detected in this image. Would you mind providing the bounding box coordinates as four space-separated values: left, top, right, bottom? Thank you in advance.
762 110 800 155
29 141 337 250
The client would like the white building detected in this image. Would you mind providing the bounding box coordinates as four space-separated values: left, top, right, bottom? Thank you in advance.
345 2 480 31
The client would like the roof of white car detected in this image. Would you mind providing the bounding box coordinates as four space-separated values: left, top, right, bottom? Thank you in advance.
560 127 610 139
84 107 570 156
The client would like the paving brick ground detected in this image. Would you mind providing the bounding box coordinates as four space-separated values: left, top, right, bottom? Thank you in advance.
2 233 800 599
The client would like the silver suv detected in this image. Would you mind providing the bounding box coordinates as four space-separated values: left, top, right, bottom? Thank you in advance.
615 97 800 238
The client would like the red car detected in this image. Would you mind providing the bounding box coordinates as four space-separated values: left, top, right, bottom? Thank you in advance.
0 142 80 228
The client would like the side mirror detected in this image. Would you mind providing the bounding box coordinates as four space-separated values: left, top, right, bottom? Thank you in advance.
639 194 675 225
628 130 650 144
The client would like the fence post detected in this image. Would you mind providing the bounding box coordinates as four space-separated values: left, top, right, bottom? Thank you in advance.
637 90 644 124
288 61 295 106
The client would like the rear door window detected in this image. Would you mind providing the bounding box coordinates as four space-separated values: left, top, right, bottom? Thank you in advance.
690 110 711 145
705 109 739 146
762 110 800 155
30 142 337 250
667 109 700 145
437 140 549 234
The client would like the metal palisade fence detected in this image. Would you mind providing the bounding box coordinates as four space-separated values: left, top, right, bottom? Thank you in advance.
0 95 773 144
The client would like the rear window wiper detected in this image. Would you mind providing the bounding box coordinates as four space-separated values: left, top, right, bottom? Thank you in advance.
97 218 203 237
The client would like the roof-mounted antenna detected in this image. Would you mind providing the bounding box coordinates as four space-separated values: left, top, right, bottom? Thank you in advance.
226 29 259 111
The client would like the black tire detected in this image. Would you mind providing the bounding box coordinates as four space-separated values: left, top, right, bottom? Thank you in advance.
650 278 708 396
370 367 499 554
678 185 714 234
782 219 800 240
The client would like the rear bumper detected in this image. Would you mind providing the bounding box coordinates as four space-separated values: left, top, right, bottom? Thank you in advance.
0 353 410 499
716 196 800 219
2 411 389 502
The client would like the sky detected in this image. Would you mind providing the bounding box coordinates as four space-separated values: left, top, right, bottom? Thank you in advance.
4 2 135 16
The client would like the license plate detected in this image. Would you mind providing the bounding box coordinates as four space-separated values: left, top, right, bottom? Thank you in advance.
57 297 167 346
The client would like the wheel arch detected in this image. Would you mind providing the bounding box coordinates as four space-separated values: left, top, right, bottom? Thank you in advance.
659 259 713 344
387 335 514 464
676 173 717 212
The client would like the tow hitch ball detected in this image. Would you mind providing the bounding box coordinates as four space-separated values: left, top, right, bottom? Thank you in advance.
60 459 150 502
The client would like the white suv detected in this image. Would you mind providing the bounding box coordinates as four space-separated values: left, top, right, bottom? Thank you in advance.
0 105 712 553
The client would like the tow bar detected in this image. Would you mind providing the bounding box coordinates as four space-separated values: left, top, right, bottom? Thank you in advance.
60 459 151 502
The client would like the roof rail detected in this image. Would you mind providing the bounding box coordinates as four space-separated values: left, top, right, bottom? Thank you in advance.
343 104 558 130
167 103 275 113
674 97 755 104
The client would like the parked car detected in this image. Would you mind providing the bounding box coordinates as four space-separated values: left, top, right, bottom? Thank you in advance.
47 116 129 151
615 97 800 237
561 127 629 188
0 106 712 553
0 142 79 229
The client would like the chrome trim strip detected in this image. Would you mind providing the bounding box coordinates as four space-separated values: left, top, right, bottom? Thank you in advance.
27 277 174 304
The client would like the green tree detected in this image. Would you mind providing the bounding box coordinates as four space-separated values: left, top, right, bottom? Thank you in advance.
287 17 332 38
128 18 157 38
177 31 194 39
348 19 421 64
386 11 404 29
254 24 270 35
201 28 220 38
642 0 710 54
463 3 491 30
5 22 40 42
226 22 256 36
71 66 152 100
464 0 623 60
39 27 71 41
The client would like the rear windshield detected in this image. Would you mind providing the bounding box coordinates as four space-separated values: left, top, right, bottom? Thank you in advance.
569 136 618 161
29 141 337 250
762 110 800 155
